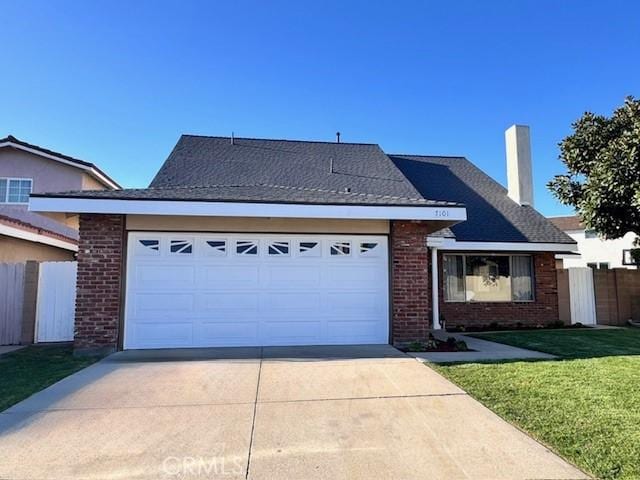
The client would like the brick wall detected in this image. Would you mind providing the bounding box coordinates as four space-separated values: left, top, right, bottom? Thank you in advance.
74 214 124 353
391 221 432 344
438 251 559 329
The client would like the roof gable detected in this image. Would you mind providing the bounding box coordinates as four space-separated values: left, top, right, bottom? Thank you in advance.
0 135 121 189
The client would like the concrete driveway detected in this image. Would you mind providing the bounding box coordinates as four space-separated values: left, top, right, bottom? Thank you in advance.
0 345 586 480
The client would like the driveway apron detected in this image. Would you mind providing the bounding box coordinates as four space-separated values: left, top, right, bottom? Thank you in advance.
0 345 587 480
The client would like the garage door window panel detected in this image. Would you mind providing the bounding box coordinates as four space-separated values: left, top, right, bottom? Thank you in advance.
330 241 351 256
170 239 193 254
298 241 320 257
136 239 161 256
236 240 258 255
359 242 379 256
268 241 290 256
205 240 227 256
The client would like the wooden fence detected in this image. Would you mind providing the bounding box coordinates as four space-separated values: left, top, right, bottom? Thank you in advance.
0 261 77 345
558 267 640 326
0 263 25 345
35 262 77 343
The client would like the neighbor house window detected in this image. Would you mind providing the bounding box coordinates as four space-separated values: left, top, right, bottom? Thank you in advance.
584 229 598 239
0 178 32 203
443 254 534 302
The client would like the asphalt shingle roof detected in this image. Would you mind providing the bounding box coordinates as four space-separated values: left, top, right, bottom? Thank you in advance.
389 154 574 243
36 183 459 207
33 134 574 244
150 135 425 199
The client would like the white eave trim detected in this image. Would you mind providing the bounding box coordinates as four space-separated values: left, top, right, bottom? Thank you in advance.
439 239 578 253
0 141 120 190
29 196 468 221
0 223 78 251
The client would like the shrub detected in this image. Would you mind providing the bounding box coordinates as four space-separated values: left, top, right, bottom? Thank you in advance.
548 320 566 329
407 341 424 352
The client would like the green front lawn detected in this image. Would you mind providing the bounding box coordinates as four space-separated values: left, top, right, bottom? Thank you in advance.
433 328 640 480
0 345 100 412
471 327 640 358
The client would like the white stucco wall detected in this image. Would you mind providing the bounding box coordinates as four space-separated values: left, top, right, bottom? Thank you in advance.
560 230 637 269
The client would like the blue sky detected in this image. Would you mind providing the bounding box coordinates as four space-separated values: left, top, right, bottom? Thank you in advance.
1 0 638 215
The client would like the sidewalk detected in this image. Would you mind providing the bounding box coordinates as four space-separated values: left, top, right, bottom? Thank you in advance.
409 332 556 363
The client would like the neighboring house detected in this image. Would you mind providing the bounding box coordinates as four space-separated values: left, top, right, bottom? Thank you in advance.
549 215 638 270
0 135 120 262
31 125 576 354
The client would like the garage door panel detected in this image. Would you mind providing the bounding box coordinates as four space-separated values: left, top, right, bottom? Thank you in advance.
202 265 260 288
326 265 387 287
132 294 195 315
262 292 322 312
262 320 322 342
266 265 322 288
133 322 193 347
134 265 196 288
201 292 260 312
198 321 259 343
125 233 389 349
326 292 383 314
326 320 382 342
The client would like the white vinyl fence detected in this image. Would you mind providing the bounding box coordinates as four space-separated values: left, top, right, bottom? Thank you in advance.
568 267 597 326
0 263 25 345
35 261 77 343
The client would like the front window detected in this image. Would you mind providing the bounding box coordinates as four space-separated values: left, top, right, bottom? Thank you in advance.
443 254 534 302
0 178 32 203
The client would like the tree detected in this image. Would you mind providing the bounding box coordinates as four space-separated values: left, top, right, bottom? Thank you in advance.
548 96 640 262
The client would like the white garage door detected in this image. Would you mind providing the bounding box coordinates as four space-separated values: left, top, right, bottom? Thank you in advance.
124 232 389 349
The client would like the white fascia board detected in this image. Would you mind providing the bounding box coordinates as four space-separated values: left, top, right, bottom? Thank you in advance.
29 196 468 221
0 223 78 251
0 142 120 190
440 239 578 253
556 253 582 259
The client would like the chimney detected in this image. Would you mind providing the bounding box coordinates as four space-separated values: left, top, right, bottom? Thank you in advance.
505 124 534 206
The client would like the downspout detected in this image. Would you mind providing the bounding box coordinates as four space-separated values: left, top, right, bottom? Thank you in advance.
426 236 444 330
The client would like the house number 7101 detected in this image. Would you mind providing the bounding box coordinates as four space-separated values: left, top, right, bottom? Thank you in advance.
435 210 449 217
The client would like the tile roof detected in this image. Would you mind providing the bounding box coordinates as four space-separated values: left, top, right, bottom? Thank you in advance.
0 208 78 243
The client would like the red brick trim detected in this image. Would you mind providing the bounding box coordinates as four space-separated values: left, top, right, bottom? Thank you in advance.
391 221 432 344
74 214 125 353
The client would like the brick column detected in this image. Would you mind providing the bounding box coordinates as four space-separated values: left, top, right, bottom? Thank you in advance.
74 214 125 355
391 220 431 345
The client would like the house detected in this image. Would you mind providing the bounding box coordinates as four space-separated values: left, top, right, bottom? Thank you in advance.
30 125 576 354
0 135 120 262
549 216 638 270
